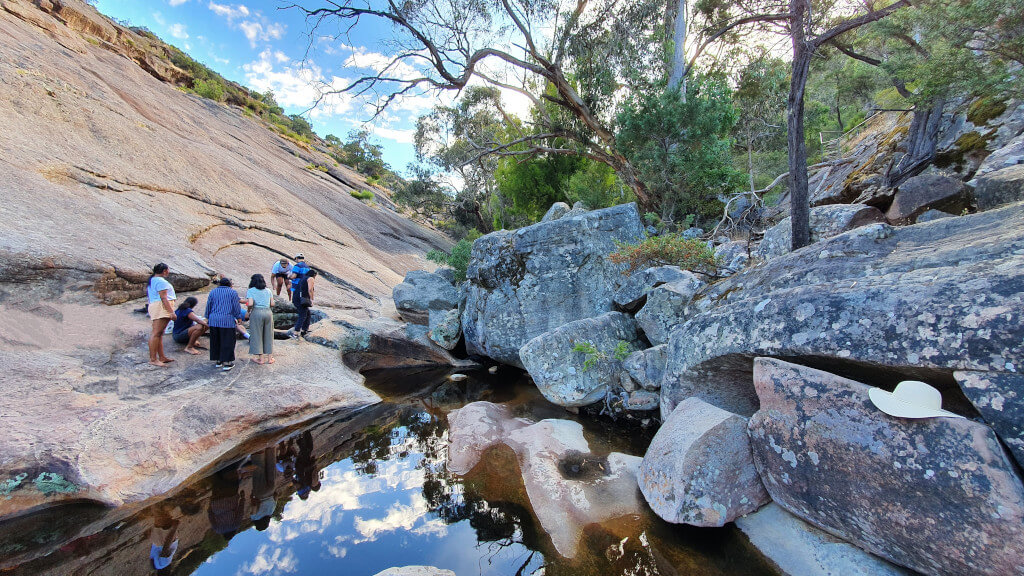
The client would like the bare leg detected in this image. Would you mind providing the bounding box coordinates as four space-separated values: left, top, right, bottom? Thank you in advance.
273 277 282 296
150 318 171 366
185 324 206 354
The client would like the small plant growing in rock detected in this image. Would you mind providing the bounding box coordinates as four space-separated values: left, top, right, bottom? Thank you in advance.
613 340 632 361
572 341 605 371
608 234 718 276
350 189 374 201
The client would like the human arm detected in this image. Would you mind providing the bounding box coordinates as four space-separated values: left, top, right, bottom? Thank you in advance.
159 289 174 316
187 311 208 327
307 277 315 303
232 291 245 320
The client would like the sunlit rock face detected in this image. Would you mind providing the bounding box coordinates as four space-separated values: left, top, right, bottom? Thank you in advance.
749 358 1024 576
461 203 645 368
447 401 643 558
638 398 769 527
660 201 1024 420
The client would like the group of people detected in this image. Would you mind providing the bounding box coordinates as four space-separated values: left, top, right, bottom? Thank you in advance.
146 254 318 371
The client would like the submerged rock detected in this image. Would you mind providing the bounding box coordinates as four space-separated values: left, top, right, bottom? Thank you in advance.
634 275 706 346
520 312 644 407
736 503 913 576
661 201 1024 420
373 567 456 576
447 401 644 558
755 203 885 261
392 270 460 325
462 203 644 367
639 398 768 527
955 370 1024 468
613 265 690 312
749 358 1024 576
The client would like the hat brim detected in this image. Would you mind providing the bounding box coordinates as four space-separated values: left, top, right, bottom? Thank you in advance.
868 388 963 419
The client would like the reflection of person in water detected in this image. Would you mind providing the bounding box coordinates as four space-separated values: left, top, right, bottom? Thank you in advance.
277 437 297 476
149 503 180 572
249 446 278 531
293 431 321 500
207 463 252 540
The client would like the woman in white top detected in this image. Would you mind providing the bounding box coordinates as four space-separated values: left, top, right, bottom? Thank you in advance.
147 263 177 367
246 274 276 364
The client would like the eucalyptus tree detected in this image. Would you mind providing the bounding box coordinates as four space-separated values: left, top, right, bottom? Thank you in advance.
683 0 915 249
288 0 671 207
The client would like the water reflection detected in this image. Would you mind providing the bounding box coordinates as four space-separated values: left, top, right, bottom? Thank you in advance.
0 370 777 576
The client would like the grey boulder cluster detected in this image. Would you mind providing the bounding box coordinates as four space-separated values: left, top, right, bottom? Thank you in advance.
401 197 1024 575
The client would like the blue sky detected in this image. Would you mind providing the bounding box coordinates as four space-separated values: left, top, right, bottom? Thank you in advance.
93 0 436 174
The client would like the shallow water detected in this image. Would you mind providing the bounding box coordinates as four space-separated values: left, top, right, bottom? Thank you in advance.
0 368 777 576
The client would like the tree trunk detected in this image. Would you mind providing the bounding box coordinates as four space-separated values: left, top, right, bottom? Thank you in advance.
788 0 812 250
887 98 945 186
747 127 756 193
667 0 688 93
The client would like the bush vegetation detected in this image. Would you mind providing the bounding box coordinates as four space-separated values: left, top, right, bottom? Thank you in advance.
426 230 482 282
608 235 718 276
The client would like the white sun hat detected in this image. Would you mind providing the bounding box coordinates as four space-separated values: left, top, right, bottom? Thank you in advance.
868 380 964 419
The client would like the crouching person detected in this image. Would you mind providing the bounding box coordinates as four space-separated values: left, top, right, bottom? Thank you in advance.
173 297 209 354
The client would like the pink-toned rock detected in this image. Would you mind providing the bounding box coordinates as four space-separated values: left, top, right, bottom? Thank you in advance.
749 358 1024 576
447 402 643 558
639 398 769 526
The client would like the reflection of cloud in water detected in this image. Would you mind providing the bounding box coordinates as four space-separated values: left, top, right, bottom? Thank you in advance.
237 544 299 575
351 494 446 544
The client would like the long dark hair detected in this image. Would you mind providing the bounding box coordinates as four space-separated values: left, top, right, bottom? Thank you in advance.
249 274 267 290
148 263 168 288
176 296 198 312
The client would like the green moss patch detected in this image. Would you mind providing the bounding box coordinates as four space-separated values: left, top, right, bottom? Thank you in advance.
967 97 1008 126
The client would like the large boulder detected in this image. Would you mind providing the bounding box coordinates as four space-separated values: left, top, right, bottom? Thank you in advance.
462 203 645 367
447 402 643 559
955 370 1024 468
638 398 768 526
541 201 572 222
338 317 475 371
613 265 690 312
634 274 706 346
884 173 970 224
661 202 1024 420
392 270 459 325
971 164 1024 211
749 358 1024 576
520 312 644 407
755 203 885 261
736 503 913 576
715 241 750 274
427 308 461 350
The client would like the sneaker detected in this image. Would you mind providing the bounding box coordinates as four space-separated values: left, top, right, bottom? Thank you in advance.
215 362 223 368
222 363 234 371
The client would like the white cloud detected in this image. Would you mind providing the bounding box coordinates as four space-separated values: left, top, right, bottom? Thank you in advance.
168 23 189 39
243 50 354 116
168 0 188 6
238 20 285 48
152 11 166 25
373 126 415 145
239 544 298 575
208 1 249 20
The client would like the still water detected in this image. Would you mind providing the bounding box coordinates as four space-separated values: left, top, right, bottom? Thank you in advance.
0 368 777 576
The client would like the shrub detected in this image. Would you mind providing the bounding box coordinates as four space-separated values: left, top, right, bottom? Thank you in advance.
608 234 718 276
192 78 224 102
426 230 481 283
572 341 604 371
350 189 374 201
306 164 328 173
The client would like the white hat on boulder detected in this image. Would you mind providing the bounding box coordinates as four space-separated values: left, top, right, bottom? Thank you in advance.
868 380 964 419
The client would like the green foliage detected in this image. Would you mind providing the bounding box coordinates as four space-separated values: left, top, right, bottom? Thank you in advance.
426 230 481 282
493 155 585 227
572 341 604 371
608 234 718 276
192 77 224 101
613 340 632 361
616 76 743 225
305 163 328 173
564 161 635 212
967 96 1008 126
331 128 391 179
350 189 375 201
394 164 448 214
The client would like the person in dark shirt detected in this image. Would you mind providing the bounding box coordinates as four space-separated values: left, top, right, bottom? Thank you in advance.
205 277 246 371
172 297 209 355
288 269 317 338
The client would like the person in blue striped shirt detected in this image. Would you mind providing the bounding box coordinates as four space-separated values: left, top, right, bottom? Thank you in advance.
205 277 247 371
